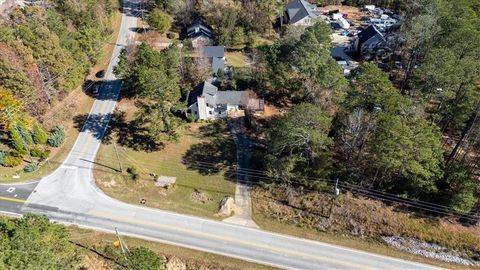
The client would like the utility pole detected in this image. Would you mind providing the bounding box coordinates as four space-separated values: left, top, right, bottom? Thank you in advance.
115 227 129 266
328 179 340 219
113 142 123 173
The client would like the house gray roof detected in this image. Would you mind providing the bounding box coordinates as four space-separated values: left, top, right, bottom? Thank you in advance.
284 0 319 24
187 81 217 107
201 46 225 58
186 17 214 39
212 57 225 74
188 82 262 109
216 91 247 105
200 46 225 74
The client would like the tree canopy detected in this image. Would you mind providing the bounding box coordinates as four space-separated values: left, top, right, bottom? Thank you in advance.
0 214 80 269
147 8 173 33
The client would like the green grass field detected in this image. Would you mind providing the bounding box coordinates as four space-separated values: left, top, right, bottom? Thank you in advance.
95 121 237 219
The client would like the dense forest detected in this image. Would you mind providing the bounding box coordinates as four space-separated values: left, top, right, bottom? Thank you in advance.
250 0 480 215
0 0 116 170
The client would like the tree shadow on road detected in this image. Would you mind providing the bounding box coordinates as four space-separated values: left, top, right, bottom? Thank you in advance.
73 110 164 152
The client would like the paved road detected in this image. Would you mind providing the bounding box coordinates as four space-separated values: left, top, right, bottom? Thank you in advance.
0 1 445 269
0 181 37 215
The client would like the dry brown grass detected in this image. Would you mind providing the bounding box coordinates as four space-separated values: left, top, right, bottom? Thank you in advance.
252 187 480 270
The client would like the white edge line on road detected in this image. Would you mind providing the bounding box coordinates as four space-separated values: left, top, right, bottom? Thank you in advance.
0 180 40 186
0 210 22 218
55 220 293 270
0 212 291 269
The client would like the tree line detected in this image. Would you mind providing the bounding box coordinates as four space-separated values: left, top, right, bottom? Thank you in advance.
254 0 480 215
0 0 116 171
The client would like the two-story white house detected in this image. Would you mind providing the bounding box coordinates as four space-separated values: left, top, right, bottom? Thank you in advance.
186 81 263 120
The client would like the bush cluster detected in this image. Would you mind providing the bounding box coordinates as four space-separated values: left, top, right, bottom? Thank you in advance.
0 151 7 166
48 126 66 147
3 155 23 167
32 123 49 144
127 166 139 181
24 162 39 173
30 147 50 160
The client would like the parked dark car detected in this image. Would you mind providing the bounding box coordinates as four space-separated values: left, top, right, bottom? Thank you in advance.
95 70 106 78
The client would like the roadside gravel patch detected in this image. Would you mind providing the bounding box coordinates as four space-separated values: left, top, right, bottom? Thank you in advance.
382 236 479 266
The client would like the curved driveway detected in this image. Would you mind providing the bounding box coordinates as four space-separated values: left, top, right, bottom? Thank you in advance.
10 1 445 269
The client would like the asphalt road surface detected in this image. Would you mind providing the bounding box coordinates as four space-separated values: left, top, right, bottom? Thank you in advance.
0 1 445 269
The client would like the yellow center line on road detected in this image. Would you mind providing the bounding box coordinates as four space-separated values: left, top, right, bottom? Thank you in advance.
78 99 110 156
0 196 26 203
89 210 371 270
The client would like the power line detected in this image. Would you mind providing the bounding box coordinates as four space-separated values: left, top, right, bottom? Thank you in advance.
56 147 480 220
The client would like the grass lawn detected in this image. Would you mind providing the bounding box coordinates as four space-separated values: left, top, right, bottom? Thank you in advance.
226 51 249 68
68 225 277 270
0 11 123 184
95 111 237 219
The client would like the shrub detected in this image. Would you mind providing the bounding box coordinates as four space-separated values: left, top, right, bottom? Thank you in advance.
30 147 50 160
18 123 33 145
127 166 139 180
32 123 49 144
3 155 23 167
48 126 65 147
147 8 172 33
166 32 175 39
0 151 7 166
9 127 27 154
24 162 39 173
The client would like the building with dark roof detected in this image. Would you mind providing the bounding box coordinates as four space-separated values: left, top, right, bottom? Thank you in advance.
186 81 263 120
185 17 214 48
283 0 320 26
352 25 386 58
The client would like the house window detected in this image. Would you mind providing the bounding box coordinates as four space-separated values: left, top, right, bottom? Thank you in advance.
187 109 191 114
194 111 197 115
209 111 212 115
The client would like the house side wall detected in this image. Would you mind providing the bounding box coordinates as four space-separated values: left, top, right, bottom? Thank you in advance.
191 36 213 48
197 96 208 120
293 16 314 26
188 103 199 119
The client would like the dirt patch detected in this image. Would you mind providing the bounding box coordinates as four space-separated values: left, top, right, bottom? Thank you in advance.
260 103 285 118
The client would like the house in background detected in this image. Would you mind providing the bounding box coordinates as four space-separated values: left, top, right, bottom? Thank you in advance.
185 17 214 48
283 0 320 26
200 46 226 76
351 25 386 58
186 81 264 120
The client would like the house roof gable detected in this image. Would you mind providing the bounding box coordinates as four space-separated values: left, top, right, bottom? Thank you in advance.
285 0 319 24
186 17 214 39
357 25 385 45
187 81 218 107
